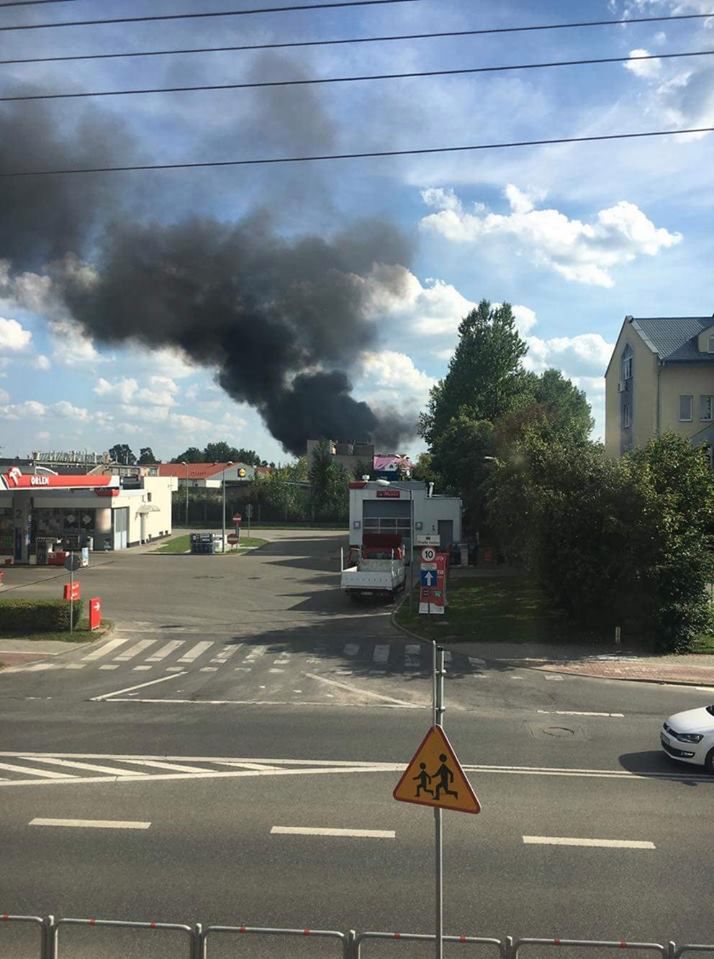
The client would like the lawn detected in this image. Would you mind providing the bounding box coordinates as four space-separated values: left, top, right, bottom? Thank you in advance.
0 619 113 645
154 534 268 554
396 575 612 646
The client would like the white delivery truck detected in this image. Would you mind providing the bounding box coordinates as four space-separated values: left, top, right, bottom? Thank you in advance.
340 533 406 601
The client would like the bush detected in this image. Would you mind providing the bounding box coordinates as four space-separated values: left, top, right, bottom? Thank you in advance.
0 598 84 633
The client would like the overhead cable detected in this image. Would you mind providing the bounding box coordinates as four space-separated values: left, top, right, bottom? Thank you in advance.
2 12 713 66
3 48 712 103
0 0 425 31
2 126 711 178
0 0 83 6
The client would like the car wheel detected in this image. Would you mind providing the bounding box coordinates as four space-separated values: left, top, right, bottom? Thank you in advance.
705 749 714 775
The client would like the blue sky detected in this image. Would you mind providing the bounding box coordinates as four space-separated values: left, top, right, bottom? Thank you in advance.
1 0 712 463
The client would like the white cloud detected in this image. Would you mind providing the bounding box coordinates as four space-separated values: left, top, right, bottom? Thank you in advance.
358 350 436 415
0 399 47 420
33 354 51 371
624 49 662 79
137 375 179 407
168 412 214 433
524 333 614 377
0 317 32 352
0 387 9 404
52 400 89 421
420 185 682 287
95 377 139 404
51 319 102 366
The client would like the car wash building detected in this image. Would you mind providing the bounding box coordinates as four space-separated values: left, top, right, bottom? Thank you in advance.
0 468 176 564
348 480 462 555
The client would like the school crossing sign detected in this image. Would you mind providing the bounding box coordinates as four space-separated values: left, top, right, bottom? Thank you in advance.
393 725 481 815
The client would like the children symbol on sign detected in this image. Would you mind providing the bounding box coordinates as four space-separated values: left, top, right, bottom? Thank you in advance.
433 754 459 801
413 762 433 797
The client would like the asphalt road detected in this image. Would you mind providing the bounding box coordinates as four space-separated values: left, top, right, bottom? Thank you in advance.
1 532 713 958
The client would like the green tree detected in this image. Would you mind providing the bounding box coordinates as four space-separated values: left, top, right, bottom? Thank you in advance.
171 447 203 464
309 440 349 521
419 300 529 446
109 443 136 465
138 447 158 465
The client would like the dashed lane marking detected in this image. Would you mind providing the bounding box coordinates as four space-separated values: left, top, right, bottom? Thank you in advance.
537 709 625 718
523 835 655 849
91 670 187 702
271 826 395 839
30 818 151 830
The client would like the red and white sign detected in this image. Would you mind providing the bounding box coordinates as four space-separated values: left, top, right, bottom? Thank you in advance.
1 471 118 491
419 553 447 615
421 546 437 563
232 513 242 524
89 597 102 631
226 532 240 545
376 488 401 499
63 580 80 601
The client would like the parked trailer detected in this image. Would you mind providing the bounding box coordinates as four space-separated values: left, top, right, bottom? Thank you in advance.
340 533 406 601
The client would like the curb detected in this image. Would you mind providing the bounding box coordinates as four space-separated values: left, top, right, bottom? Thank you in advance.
0 622 115 669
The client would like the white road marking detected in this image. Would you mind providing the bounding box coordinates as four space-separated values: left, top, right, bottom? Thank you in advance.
18 756 141 777
543 674 564 681
269 668 285 674
177 641 213 663
200 667 218 672
166 666 184 672
146 640 184 662
523 836 655 850
114 640 155 662
537 709 625 719
116 758 218 774
211 645 240 663
81 637 130 661
405 644 421 669
373 645 390 664
0 761 77 779
99 664 119 671
65 664 86 670
132 666 153 672
90 671 187 702
30 818 151 830
444 651 452 665
303 672 420 707
696 687 714 692
343 643 359 657
469 657 486 667
234 666 252 672
271 826 395 839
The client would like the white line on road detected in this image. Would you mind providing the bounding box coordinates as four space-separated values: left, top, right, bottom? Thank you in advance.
543 674 564 681
145 640 184 662
537 710 625 718
30 818 151 830
90 670 187 702
343 643 359 657
177 641 213 663
211 645 241 664
523 835 655 849
132 666 153 671
115 758 220 774
98 664 119 671
0 761 77 779
373 644 390 664
18 756 141 777
303 672 420 707
81 637 130 661
113 640 156 662
271 826 395 839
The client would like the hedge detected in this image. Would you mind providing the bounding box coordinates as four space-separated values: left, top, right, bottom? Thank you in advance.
0 598 84 633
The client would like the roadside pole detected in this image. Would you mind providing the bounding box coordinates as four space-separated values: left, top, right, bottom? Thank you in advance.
433 643 445 959
69 562 75 634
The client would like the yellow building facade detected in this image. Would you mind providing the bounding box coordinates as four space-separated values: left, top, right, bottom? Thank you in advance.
605 316 714 458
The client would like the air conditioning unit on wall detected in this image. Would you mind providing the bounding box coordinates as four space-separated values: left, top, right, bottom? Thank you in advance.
618 382 626 392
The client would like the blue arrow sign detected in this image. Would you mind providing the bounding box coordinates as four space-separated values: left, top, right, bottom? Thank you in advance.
421 569 436 587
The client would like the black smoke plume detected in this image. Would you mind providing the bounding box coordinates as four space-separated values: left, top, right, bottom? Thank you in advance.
0 84 418 455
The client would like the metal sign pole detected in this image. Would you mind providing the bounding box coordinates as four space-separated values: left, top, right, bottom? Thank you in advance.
434 645 445 959
69 562 74 634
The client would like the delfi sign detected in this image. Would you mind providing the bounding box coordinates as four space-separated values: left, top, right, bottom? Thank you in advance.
376 488 401 498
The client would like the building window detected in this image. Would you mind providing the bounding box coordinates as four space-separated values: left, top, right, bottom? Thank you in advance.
701 395 714 421
679 395 693 421
622 355 633 380
623 403 632 428
709 334 714 353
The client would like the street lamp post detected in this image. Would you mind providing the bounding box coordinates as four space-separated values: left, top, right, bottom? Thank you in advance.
221 461 233 552
181 461 189 527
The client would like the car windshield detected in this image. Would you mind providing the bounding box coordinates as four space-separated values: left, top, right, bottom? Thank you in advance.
707 705 714 716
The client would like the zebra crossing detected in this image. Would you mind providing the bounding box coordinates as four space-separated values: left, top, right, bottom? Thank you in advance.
0 752 392 787
1 633 487 679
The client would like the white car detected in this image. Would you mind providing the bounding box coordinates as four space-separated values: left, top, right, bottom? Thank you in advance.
660 705 714 772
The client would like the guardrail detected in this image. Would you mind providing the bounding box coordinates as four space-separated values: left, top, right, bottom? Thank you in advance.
2 914 713 959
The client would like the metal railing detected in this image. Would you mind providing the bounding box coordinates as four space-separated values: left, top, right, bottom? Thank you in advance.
2 914 713 959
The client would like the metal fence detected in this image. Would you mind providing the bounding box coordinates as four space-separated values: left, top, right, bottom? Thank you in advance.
2 915 713 959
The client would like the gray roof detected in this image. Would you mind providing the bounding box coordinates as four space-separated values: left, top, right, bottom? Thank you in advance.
631 316 714 362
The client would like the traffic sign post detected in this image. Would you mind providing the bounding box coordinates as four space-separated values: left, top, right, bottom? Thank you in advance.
227 531 240 545
64 553 81 634
419 553 447 615
393 643 480 959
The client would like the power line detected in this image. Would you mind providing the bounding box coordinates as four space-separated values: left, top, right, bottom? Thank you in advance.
0 1 82 6
1 12 712 66
2 126 711 178
0 0 425 31
3 48 712 103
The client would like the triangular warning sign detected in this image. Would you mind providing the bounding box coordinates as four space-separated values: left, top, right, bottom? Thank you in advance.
393 725 480 814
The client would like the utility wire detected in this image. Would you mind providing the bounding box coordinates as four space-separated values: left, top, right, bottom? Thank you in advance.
3 49 712 103
0 0 425 31
1 12 712 66
0 0 84 7
2 126 711 178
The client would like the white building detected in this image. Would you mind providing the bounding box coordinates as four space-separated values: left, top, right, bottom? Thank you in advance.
0 468 176 563
348 480 462 554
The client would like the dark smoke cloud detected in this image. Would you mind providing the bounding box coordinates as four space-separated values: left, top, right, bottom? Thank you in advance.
0 77 418 455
